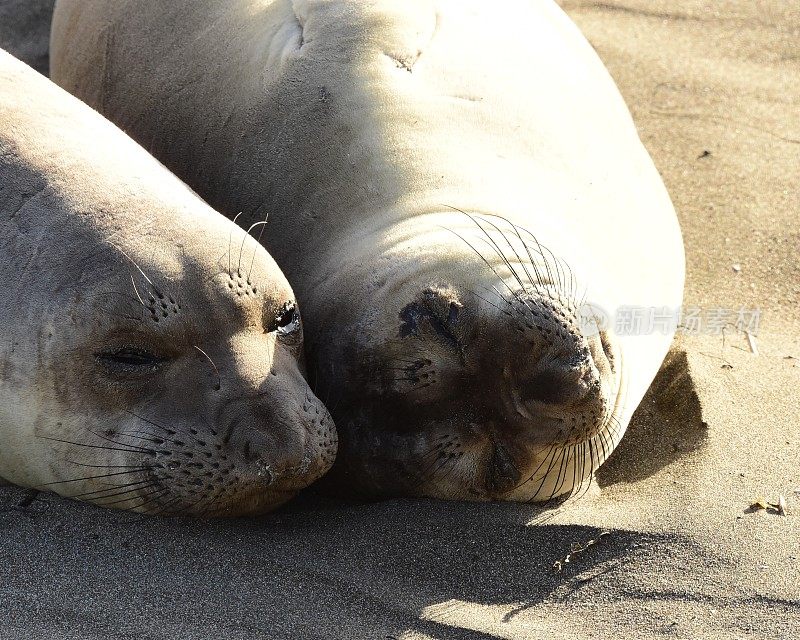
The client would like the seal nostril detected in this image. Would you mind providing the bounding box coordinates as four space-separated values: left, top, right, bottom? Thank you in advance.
522 370 563 405
487 442 521 494
521 366 591 407
448 301 460 324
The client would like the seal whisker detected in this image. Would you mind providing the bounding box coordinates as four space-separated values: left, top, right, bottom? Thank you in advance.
477 215 547 302
96 486 167 509
228 211 244 277
38 468 152 487
95 309 147 324
410 445 454 490
571 441 597 501
523 442 560 486
525 445 563 502
513 227 559 300
570 442 585 498
92 290 149 308
40 435 155 456
459 210 533 295
195 491 224 519
227 211 244 276
237 220 269 277
130 274 147 308
471 213 552 303
122 489 174 514
461 285 514 317
85 429 161 453
109 428 169 444
438 225 524 303
545 446 571 501
544 446 573 502
595 423 614 460
144 495 184 517
64 461 152 470
193 345 222 391
124 410 176 436
70 479 156 501
105 241 156 288
169 488 217 519
414 456 454 492
248 213 271 281
324 385 345 421
515 228 581 307
500 218 552 297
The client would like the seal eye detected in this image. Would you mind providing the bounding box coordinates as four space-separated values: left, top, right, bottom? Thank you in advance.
96 347 165 373
274 303 301 337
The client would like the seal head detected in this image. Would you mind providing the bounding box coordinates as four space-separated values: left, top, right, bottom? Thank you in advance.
312 214 622 501
0 50 336 516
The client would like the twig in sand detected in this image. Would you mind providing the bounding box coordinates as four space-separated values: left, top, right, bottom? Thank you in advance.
553 530 611 573
745 331 759 356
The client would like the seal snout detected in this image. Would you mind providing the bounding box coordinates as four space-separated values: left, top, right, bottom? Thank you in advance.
510 344 609 438
499 295 617 446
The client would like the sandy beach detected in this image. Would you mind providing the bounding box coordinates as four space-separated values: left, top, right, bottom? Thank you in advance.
1 1 798 638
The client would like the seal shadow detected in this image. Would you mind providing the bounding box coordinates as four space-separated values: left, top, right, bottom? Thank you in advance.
0 0 56 76
596 344 709 488
0 484 681 640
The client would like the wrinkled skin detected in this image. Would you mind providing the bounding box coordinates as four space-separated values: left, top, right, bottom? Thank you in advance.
0 50 336 516
51 0 684 502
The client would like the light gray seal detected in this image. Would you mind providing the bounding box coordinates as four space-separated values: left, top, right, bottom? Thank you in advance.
0 49 336 516
51 0 684 502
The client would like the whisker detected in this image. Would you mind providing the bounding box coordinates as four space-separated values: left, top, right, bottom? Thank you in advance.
194 345 222 391
40 436 155 456
125 410 174 436
477 215 544 300
237 220 269 277
94 485 166 508
228 211 244 276
438 225 523 304
70 479 155 501
85 429 157 453
106 241 155 288
248 213 271 281
130 275 146 307
121 489 173 515
38 468 151 488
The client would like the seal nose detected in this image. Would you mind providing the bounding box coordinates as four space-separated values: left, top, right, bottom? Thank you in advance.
520 357 597 407
486 441 521 494
502 327 613 438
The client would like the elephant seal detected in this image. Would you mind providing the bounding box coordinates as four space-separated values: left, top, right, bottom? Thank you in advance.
0 49 336 516
51 0 684 502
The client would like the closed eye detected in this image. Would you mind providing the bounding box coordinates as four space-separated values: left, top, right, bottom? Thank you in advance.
95 347 166 373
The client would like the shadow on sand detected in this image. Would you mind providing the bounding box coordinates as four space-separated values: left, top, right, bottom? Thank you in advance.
0 486 679 640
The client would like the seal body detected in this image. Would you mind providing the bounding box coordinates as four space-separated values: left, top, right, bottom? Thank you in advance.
0 0 55 75
0 49 336 515
51 0 684 502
